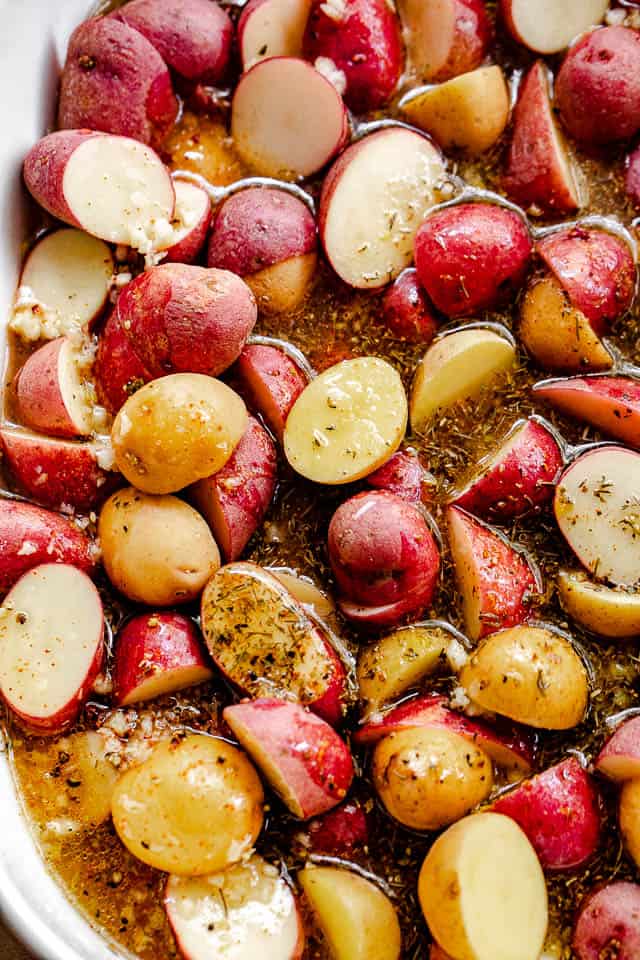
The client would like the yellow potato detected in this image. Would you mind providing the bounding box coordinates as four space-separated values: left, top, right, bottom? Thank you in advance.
299 865 401 960
410 328 515 433
519 277 613 372
245 253 318 315
284 357 407 484
111 735 264 875
558 569 640 638
270 568 335 621
99 487 220 605
459 625 589 729
372 727 493 831
419 813 548 960
111 373 247 494
620 778 640 868
401 67 510 155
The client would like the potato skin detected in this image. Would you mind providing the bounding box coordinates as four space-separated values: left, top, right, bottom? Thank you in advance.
372 727 493 830
460 625 589 729
382 269 439 344
573 881 640 960
99 487 220 605
23 131 102 228
94 311 154 414
58 17 178 147
620 778 640 869
111 373 247 494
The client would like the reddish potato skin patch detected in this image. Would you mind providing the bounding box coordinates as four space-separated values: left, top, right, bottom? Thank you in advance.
382 269 439 344
573 881 640 960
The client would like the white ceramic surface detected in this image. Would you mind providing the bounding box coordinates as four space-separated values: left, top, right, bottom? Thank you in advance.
0 2 127 958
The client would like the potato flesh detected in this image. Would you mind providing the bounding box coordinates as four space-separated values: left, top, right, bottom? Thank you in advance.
558 569 640 638
507 0 609 55
299 865 402 960
241 0 312 67
284 357 408 484
357 624 451 713
419 813 548 960
619 778 640 868
271 569 335 620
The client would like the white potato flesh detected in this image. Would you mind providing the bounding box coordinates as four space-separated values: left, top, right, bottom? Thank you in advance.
322 129 444 289
20 229 113 329
0 564 103 724
555 447 640 588
505 0 609 54
63 135 175 250
558 569 640 638
284 357 408 484
419 813 548 960
232 58 346 179
158 180 210 251
165 856 302 960
271 569 335 620
240 0 312 68
410 329 516 432
299 865 402 960
57 337 94 435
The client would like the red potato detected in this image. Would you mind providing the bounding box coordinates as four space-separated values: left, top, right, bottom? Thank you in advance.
451 417 563 522
15 337 92 439
303 0 403 112
238 0 312 69
381 269 439 344
328 491 440 626
0 499 97 595
234 343 308 440
58 17 177 148
115 0 233 85
537 228 636 335
94 310 153 415
308 801 369 856
189 415 277 561
626 144 640 208
414 202 532 318
398 0 493 83
503 61 580 217
207 187 318 315
556 27 640 146
595 716 640 782
23 131 176 251
554 446 640 588
319 127 445 290
231 57 348 180
224 698 354 819
491 758 602 871
501 0 608 55
448 506 541 642
366 450 434 505
573 882 640 960
0 564 104 734
354 693 535 774
114 264 257 378
0 428 118 515
161 181 211 265
113 612 213 706
533 376 640 450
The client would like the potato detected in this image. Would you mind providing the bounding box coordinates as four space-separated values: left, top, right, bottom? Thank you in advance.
619 777 640 869
99 487 220 605
459 625 589 729
111 735 264 875
235 343 309 441
573 881 640 960
418 813 548 960
284 357 407 484
111 374 247 494
372 727 493 831
95 310 153 414
381 269 439 344
558 569 640 639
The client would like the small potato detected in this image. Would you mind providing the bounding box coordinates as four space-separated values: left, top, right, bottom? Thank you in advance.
99 487 220 605
111 735 264 875
111 374 247 494
459 625 589 730
558 569 640 639
381 269 439 344
573 881 640 960
372 727 493 831
619 777 640 869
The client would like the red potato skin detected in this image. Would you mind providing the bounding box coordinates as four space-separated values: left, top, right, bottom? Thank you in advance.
23 131 101 228
0 500 97 595
503 61 579 216
58 18 178 148
94 310 154 414
234 343 308 439
207 187 317 278
491 757 602 871
308 801 369 855
162 187 212 265
112 612 212 706
328 491 440 613
626 144 640 208
556 27 640 146
189 415 277 562
595 715 640 780
537 228 636 334
115 264 257 378
114 0 233 85
414 203 532 317
452 418 564 521
15 339 85 439
309 637 348 727
573 882 640 960
533 376 640 450
381 269 440 344
302 0 403 112
366 450 434 505
436 0 493 82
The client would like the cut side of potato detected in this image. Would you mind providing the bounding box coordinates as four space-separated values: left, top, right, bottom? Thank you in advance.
299 865 402 960
418 813 548 960
271 568 335 621
558 569 640 639
284 357 408 485
410 328 516 433
238 0 312 69
502 0 609 55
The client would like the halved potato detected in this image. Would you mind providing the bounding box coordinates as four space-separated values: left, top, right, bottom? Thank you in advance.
558 569 640 638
